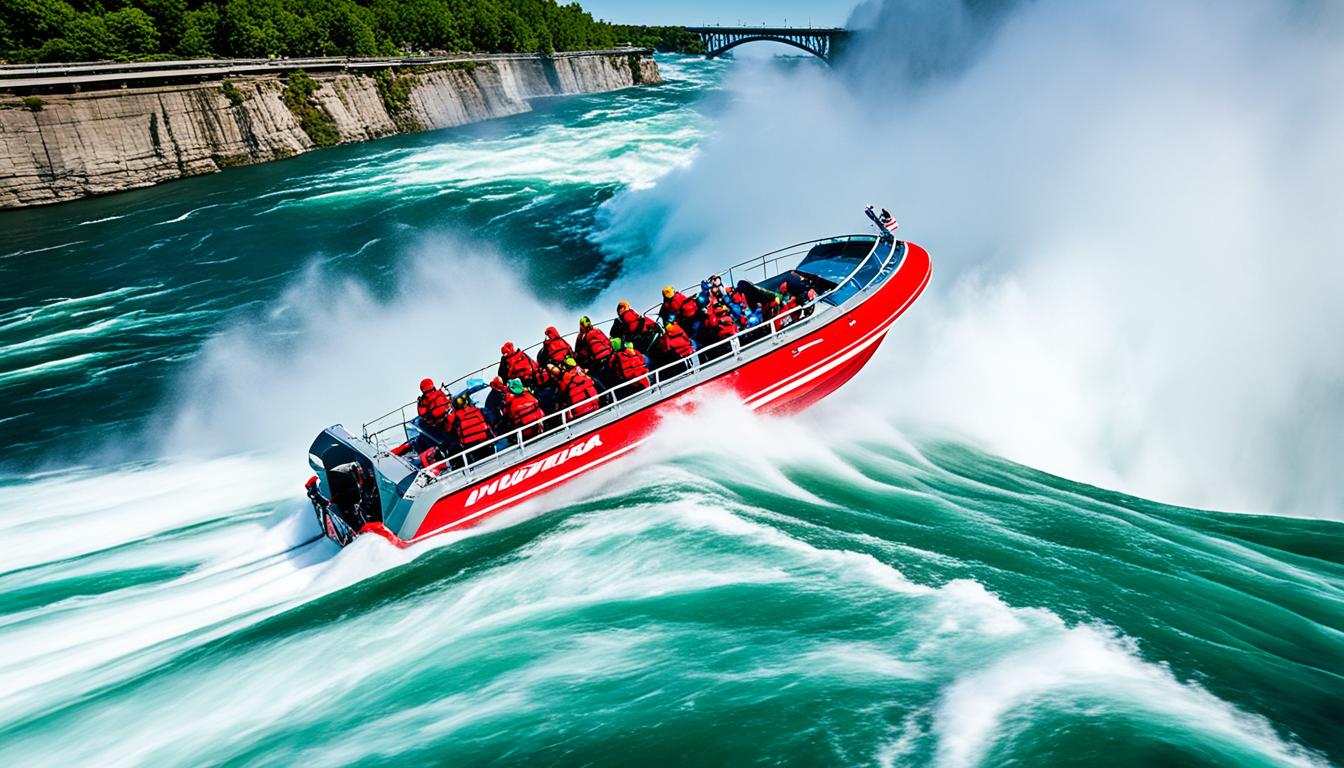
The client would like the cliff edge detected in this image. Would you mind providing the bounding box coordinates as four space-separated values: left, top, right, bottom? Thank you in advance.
0 51 661 209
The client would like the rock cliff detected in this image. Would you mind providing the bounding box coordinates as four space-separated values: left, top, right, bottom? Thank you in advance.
0 52 660 209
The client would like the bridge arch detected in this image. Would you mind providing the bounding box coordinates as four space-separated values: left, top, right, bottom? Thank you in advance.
707 35 827 61
686 27 849 65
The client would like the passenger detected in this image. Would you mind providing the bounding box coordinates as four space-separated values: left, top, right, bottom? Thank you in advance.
774 282 801 330
618 305 661 354
576 316 615 382
696 279 713 308
416 378 451 436
537 362 564 430
559 357 601 420
654 320 695 377
659 285 701 332
613 338 652 397
448 394 495 465
498 341 539 388
608 300 633 340
504 378 545 439
483 376 509 429
537 326 573 368
704 301 738 341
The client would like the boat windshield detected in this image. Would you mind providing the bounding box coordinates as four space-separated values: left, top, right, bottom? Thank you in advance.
796 240 884 306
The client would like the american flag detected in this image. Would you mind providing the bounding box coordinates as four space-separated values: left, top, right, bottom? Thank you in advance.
879 213 899 233
865 205 900 233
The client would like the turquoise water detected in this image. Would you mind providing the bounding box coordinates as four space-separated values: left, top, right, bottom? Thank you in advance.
0 53 1340 767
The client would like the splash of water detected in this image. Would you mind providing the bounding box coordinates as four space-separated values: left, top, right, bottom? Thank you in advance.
594 0 1344 518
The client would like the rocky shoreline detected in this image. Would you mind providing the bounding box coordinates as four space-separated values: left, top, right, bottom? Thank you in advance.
0 51 660 209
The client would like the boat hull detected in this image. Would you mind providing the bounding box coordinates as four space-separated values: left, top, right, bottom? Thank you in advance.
361 242 932 548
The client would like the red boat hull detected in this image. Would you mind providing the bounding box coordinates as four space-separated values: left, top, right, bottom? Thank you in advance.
364 242 932 548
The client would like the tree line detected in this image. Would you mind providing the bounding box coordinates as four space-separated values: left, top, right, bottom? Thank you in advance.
0 0 703 63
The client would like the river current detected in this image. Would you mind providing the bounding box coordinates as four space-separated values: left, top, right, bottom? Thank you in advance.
0 48 1340 768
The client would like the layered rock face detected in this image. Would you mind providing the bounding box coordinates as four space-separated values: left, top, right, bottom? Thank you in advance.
0 52 661 209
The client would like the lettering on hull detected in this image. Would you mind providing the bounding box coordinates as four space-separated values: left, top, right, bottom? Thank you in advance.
465 434 604 507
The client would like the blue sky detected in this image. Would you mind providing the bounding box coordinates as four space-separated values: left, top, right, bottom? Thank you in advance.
579 1 856 28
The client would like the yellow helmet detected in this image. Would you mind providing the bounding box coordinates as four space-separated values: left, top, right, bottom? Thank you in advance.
662 286 675 298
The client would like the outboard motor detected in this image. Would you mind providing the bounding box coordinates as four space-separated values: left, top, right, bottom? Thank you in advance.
308 461 382 546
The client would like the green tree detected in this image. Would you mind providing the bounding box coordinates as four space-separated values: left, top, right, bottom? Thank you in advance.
106 7 160 57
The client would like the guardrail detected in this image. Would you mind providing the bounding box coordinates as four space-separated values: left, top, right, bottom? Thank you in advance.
412 233 897 482
359 233 876 445
358 233 897 485
0 49 653 91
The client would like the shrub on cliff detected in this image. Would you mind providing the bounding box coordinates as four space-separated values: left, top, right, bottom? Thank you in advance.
372 68 419 131
281 70 340 147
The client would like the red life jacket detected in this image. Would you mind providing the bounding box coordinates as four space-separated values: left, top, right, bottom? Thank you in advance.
540 336 573 366
533 364 555 389
451 405 492 446
616 348 650 389
564 371 600 417
674 293 699 321
619 308 645 334
506 392 543 426
579 326 613 365
417 389 449 426
662 325 694 358
502 348 538 383
706 305 737 340
663 292 699 322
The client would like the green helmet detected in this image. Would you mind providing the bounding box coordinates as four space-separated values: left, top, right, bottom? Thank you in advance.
564 356 578 368
508 378 524 394
611 337 623 351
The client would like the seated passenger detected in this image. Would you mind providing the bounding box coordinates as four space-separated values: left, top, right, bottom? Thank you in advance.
659 285 701 332
498 341 539 388
618 305 661 354
416 378 451 436
449 394 495 465
608 300 633 340
774 282 801 330
504 378 545 439
703 301 738 343
484 376 509 429
576 316 615 381
613 339 651 397
657 320 695 360
537 326 573 369
559 357 601 420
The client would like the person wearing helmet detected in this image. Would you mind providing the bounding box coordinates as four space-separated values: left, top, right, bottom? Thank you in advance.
504 378 545 439
655 321 696 377
701 301 739 359
498 341 539 387
613 338 651 397
416 377 450 436
659 285 700 331
537 326 573 368
608 300 633 339
575 315 615 384
614 303 660 354
560 362 601 420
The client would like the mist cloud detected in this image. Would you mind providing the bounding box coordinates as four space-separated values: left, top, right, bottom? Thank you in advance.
595 0 1344 517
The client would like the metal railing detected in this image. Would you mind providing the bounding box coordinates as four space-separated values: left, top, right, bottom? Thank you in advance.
363 233 896 483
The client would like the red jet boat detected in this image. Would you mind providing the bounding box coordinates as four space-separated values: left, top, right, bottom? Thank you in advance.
306 233 931 548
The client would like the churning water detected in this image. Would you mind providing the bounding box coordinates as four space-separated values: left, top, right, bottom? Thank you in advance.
0 29 1341 768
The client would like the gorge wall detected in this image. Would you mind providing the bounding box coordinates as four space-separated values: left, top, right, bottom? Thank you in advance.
0 52 661 209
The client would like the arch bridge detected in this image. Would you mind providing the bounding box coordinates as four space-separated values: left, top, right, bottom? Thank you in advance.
685 26 850 64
